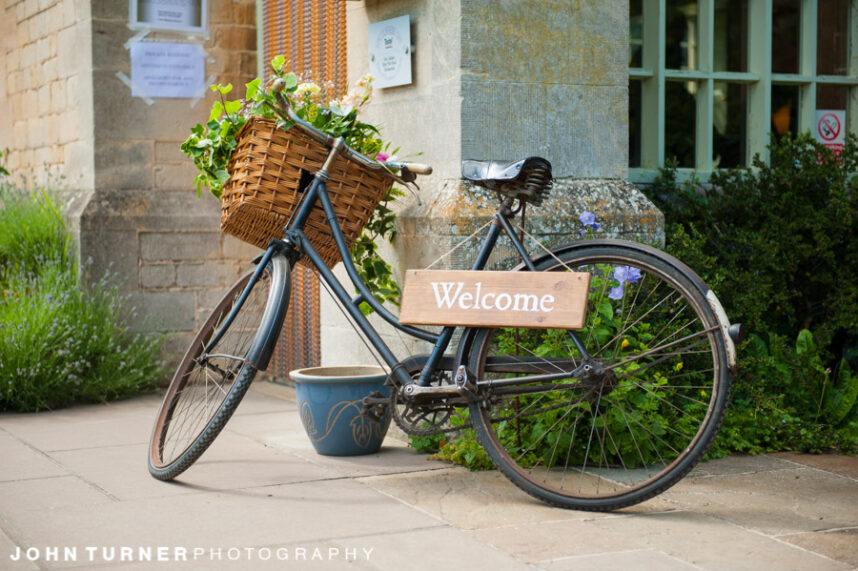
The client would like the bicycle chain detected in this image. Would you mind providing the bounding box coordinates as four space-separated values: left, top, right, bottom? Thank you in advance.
391 388 460 436
391 386 592 436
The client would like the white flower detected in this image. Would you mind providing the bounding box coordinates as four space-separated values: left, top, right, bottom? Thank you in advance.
329 101 354 116
295 82 321 96
343 92 363 107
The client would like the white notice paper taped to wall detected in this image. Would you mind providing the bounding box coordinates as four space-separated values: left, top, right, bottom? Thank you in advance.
130 42 204 99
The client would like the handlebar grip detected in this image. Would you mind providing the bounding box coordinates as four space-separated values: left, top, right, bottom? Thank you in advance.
401 163 433 175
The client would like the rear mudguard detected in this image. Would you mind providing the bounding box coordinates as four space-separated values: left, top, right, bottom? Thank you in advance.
455 239 737 368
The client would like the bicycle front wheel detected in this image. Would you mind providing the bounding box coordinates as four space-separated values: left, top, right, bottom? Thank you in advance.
466 241 731 511
148 255 290 481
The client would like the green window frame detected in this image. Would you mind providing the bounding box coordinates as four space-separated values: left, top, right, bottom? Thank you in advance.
629 0 858 182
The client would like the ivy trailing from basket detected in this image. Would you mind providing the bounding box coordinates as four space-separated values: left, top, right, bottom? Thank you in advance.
181 56 405 311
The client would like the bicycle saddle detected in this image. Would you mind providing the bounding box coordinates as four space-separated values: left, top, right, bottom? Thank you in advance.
461 157 553 206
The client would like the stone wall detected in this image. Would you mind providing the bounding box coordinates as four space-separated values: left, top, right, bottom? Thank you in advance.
0 0 260 370
0 0 95 191
317 0 662 368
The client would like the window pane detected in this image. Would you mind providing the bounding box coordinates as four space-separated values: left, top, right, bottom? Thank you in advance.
771 84 799 137
630 0 643 67
817 84 848 111
666 1 698 70
665 81 697 167
714 0 747 72
772 0 800 74
629 80 642 167
713 83 747 168
817 0 849 75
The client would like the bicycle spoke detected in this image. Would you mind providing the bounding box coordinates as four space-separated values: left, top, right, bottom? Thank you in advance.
469 246 729 510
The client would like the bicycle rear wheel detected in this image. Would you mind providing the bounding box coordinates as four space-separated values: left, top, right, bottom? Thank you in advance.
466 241 731 511
148 255 290 480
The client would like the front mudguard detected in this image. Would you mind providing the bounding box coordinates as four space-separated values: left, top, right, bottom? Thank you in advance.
245 254 292 371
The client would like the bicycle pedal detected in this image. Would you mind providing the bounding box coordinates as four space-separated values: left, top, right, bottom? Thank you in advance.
360 391 389 422
402 366 477 401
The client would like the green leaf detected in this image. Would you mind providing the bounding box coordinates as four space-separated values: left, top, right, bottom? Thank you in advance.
245 78 261 100
283 72 298 90
824 360 858 425
795 329 815 355
270 55 285 72
223 99 242 116
598 301 613 322
208 101 224 122
210 83 233 95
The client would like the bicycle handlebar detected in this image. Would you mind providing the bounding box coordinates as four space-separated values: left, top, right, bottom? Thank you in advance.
269 78 432 181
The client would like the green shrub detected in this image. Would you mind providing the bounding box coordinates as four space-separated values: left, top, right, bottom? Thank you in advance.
408 417 494 471
644 133 858 454
0 186 70 282
647 133 858 354
0 185 164 412
709 330 858 456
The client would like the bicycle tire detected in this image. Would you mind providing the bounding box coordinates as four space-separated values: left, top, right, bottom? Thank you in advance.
148 255 291 481
465 241 731 511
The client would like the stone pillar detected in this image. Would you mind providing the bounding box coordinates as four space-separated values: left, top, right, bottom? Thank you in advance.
81 1 259 365
318 0 663 367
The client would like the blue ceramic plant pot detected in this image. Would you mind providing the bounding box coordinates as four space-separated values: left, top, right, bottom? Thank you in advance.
290 366 391 456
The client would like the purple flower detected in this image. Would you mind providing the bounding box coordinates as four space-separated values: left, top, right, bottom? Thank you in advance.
608 285 624 300
578 211 601 233
608 266 642 301
614 266 642 284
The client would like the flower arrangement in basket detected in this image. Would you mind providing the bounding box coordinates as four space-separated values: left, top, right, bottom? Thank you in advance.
181 55 405 310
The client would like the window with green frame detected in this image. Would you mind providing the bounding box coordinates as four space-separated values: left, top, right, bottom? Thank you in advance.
629 0 858 182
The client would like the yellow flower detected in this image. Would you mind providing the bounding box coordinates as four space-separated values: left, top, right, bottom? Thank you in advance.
674 361 684 372
620 339 630 350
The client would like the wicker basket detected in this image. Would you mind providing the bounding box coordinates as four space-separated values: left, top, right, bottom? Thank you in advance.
220 116 393 267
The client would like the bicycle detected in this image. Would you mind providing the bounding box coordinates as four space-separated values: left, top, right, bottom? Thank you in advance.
148 81 742 511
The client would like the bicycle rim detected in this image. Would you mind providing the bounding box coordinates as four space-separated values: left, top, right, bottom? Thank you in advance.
467 244 730 510
148 266 273 479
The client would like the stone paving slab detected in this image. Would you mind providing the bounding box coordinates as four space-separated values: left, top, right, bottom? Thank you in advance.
664 463 858 534
0 381 856 570
588 510 850 571
540 549 700 571
0 433 69 482
782 528 858 568
773 451 858 481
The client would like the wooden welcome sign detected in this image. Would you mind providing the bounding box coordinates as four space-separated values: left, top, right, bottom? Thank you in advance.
399 270 591 329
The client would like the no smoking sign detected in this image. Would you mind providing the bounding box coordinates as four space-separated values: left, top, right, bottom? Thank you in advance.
815 110 845 150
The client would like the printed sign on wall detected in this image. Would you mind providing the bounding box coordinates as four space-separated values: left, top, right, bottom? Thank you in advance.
815 109 846 155
129 0 207 34
368 15 412 89
130 42 205 99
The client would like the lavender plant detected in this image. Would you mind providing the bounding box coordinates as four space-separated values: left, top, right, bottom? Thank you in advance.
0 185 164 412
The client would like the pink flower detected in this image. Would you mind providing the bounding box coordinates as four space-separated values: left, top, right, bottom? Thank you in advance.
375 153 390 162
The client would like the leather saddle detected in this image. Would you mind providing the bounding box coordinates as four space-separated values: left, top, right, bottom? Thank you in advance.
461 157 553 206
